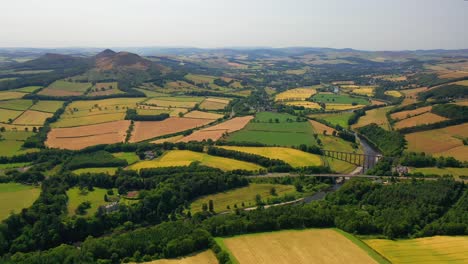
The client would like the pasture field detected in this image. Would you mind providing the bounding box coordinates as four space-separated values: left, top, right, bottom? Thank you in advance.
135 88 168 97
410 167 468 179
144 250 218 264
275 87 317 101
0 108 22 122
394 112 448 130
13 110 52 125
128 150 263 171
112 152 140 165
309 112 353 127
384 90 403 97
183 110 223 120
365 236 468 264
29 100 64 113
390 106 432 121
219 146 323 167
46 120 130 150
52 98 144 127
353 106 392 130
144 98 201 108
0 91 26 100
163 81 200 92
327 157 357 173
284 101 321 109
178 116 253 142
319 135 362 154
311 93 370 105
13 86 42 93
400 87 428 105
405 123 468 161
39 80 92 96
86 82 122 96
190 184 297 213
0 183 40 221
220 229 380 264
67 187 113 216
72 167 118 175
0 162 30 169
0 99 33 110
130 117 214 143
325 103 365 111
309 119 336 135
185 73 217 84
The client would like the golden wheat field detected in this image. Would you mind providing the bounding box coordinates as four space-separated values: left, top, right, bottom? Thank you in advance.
128 150 263 171
275 87 317 101
391 106 432 120
12 110 52 125
183 110 223 120
142 250 218 264
284 101 321 109
365 236 468 264
325 104 364 111
309 120 336 135
394 112 448 129
352 87 375 96
221 229 378 264
219 146 323 167
353 106 393 130
384 90 403 97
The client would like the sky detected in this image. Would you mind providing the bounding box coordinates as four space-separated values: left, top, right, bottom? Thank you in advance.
1 0 467 50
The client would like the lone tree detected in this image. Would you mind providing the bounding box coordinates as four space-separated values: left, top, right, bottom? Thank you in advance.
270 187 277 196
208 200 214 212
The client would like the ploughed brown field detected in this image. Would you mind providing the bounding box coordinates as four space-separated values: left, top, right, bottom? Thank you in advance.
178 116 253 142
46 120 130 150
38 88 83 97
129 117 214 143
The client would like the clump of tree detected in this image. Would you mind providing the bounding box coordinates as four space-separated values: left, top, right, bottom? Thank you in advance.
357 123 406 156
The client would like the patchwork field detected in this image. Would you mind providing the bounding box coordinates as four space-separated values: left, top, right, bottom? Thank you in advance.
325 103 365 111
39 80 92 96
365 236 468 264
0 99 33 111
400 87 428 106
410 167 468 179
144 250 218 264
112 152 140 165
0 183 40 221
130 117 214 142
151 135 184 144
394 112 448 130
144 96 204 109
29 100 64 113
52 98 144 127
67 187 113 216
384 90 403 97
128 150 263 171
86 82 123 96
327 157 357 174
284 101 321 109
390 106 432 121
190 183 297 213
353 106 392 130
319 135 361 154
351 86 375 96
183 110 223 120
220 146 323 167
0 108 23 122
405 123 468 161
275 87 317 101
73 167 118 175
199 97 231 110
0 91 27 100
220 229 380 264
46 120 131 150
13 86 42 93
178 116 253 142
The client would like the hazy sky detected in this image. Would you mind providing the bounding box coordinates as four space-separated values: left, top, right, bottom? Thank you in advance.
1 0 467 50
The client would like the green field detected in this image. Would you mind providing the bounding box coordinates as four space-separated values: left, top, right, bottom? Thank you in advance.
319 135 361 153
30 100 64 113
72 167 118 175
311 93 370 105
365 236 468 263
0 162 30 169
309 112 354 128
0 91 27 100
13 86 42 93
67 187 115 216
190 183 297 213
227 112 317 146
0 131 38 157
0 183 40 220
0 99 33 111
129 150 263 171
0 108 23 122
327 157 358 173
411 167 468 179
47 80 92 92
112 152 140 165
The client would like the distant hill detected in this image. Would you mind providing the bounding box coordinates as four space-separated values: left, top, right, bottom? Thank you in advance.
94 49 153 71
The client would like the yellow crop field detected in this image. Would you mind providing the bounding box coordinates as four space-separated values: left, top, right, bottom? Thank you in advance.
275 87 317 101
151 135 184 144
183 110 223 120
220 146 323 167
309 120 336 135
394 112 448 130
0 108 23 123
144 98 199 108
284 101 321 109
384 90 403 97
365 236 468 264
143 250 218 264
0 91 28 100
221 229 379 264
190 183 297 213
391 106 432 121
128 150 263 171
13 110 53 125
454 80 468 86
325 104 364 111
352 87 375 96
